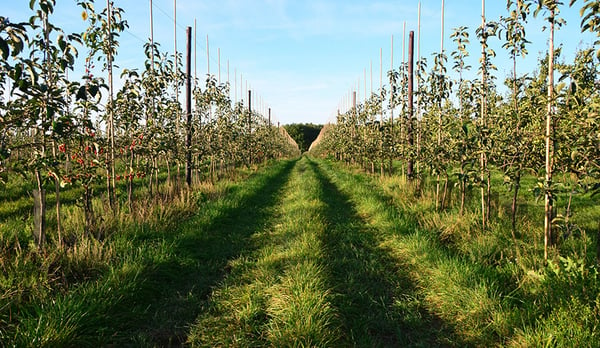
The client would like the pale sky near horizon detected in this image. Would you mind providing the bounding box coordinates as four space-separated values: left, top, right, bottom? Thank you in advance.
3 1 597 125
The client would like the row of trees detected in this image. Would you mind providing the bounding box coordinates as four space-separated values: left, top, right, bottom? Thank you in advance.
310 0 600 259
283 123 323 153
0 0 299 248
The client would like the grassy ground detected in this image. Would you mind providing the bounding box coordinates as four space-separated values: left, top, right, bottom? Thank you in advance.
1 160 296 346
318 157 600 347
2 156 599 346
188 156 457 346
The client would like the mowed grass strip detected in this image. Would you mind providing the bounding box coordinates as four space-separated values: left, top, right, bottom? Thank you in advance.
314 158 515 347
307 158 458 347
188 157 341 347
2 160 296 347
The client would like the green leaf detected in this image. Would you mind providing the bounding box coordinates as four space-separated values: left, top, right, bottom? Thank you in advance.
76 85 87 100
0 37 9 60
89 84 98 97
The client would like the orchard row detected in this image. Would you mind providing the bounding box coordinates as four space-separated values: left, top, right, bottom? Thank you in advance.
310 0 600 260
0 0 300 247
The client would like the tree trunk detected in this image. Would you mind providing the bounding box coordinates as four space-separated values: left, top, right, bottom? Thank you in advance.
511 171 521 232
128 151 134 212
55 178 62 247
84 185 94 238
166 156 172 196
33 170 46 249
486 169 491 223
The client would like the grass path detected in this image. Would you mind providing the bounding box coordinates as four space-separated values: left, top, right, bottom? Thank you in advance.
6 156 500 346
4 160 296 346
188 156 458 347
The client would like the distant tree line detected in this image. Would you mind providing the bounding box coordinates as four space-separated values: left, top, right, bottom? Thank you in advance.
284 123 323 153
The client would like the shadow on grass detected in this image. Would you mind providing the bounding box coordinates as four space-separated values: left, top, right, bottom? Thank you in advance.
88 160 297 346
307 158 459 347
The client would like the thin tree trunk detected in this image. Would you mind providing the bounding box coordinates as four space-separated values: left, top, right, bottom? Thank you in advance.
511 171 521 232
486 170 491 222
128 151 134 213
544 8 555 261
460 166 466 216
565 189 573 239
84 186 94 238
441 176 447 210
33 170 46 249
55 178 62 247
166 157 172 196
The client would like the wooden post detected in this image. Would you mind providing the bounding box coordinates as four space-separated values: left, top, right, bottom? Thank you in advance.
480 0 487 228
370 60 373 96
106 0 116 208
441 0 445 51
390 34 394 128
380 46 384 176
194 19 197 84
227 59 230 97
234 68 237 103
248 90 253 165
436 0 445 210
206 34 210 76
380 47 383 123
544 6 556 260
364 68 367 102
407 31 415 180
185 26 192 187
150 0 154 69
416 1 422 184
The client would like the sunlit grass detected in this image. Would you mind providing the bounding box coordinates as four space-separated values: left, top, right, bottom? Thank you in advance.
316 156 600 347
188 157 340 347
0 160 297 346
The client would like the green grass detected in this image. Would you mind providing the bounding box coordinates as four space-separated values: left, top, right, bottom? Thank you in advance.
189 157 340 346
2 155 599 346
1 160 296 346
189 157 460 346
317 157 600 347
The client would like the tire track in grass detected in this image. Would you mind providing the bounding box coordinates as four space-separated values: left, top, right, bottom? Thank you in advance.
6 160 298 347
188 157 341 347
127 159 299 346
308 157 459 347
315 158 514 346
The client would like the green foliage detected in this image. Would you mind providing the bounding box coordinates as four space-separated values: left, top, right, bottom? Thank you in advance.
283 123 323 153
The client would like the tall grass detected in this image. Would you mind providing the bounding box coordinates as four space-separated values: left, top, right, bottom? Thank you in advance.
0 160 296 346
316 157 600 346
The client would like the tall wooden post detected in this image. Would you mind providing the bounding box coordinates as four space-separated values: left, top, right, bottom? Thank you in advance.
106 0 116 208
416 1 422 183
150 0 154 69
544 6 556 260
480 0 488 228
248 90 252 165
194 19 197 84
407 31 415 180
185 27 192 187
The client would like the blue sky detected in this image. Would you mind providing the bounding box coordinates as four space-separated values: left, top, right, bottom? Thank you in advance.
3 0 597 125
